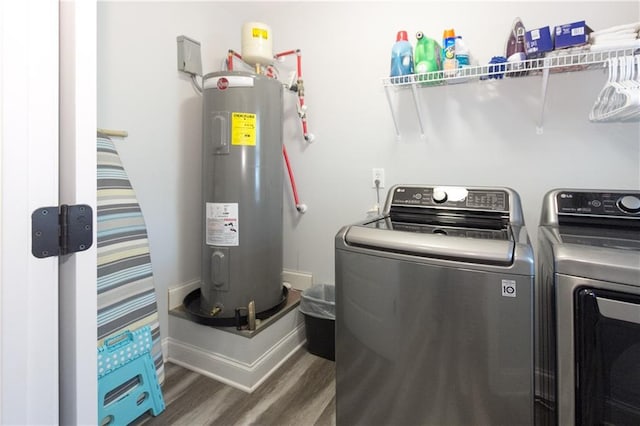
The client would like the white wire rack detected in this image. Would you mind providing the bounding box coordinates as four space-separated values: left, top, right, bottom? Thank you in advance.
382 47 639 137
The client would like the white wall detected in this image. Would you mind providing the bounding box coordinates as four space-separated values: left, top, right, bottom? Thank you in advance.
98 1 640 339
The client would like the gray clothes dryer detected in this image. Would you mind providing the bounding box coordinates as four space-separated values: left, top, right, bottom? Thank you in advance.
335 185 535 426
537 189 640 426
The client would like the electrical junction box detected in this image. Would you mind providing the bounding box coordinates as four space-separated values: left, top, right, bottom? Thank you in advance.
177 35 202 76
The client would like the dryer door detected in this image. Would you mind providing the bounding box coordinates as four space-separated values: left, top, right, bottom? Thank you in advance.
575 288 640 425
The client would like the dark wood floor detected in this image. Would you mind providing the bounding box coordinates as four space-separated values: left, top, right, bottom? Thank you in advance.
134 348 336 426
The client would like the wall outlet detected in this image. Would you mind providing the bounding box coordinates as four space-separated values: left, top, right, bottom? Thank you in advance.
372 168 385 188
177 35 202 76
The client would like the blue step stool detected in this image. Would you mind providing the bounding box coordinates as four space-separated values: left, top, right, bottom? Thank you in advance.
98 326 165 425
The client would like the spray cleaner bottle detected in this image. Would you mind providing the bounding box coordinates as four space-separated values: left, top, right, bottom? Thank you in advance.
389 30 414 83
442 28 457 76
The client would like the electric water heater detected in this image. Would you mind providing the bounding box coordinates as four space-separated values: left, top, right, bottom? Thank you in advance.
200 71 284 319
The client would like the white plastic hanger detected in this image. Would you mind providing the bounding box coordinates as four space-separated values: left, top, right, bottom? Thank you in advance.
589 55 640 123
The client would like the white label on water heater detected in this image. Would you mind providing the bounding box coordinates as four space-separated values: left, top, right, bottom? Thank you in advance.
501 280 516 298
203 76 254 90
206 202 239 246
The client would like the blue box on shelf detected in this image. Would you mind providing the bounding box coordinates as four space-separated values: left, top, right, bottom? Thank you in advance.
554 21 592 49
526 26 553 58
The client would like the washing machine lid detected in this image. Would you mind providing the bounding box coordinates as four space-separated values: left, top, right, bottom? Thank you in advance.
344 222 515 265
343 185 526 265
360 215 512 239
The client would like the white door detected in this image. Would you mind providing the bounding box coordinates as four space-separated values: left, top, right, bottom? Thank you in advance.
59 1 97 424
0 1 97 424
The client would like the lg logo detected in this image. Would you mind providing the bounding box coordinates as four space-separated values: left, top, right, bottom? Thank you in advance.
502 280 516 298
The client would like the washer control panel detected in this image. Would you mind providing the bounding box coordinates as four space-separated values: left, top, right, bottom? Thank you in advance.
391 186 509 212
557 191 640 217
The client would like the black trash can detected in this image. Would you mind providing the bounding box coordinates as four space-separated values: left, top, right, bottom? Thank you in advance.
299 284 335 361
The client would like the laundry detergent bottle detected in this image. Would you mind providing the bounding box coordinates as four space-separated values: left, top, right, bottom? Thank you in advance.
414 31 441 84
389 30 414 83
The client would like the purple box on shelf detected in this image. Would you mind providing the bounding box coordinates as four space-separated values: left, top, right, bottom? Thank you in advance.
554 21 592 49
525 26 553 58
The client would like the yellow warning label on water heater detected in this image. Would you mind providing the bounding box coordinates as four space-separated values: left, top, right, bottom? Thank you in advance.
252 28 269 40
231 112 256 146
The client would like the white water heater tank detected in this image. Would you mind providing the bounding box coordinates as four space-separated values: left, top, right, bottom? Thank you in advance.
241 22 274 66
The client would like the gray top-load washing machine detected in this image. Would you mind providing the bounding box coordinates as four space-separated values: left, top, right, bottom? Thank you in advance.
335 185 535 426
537 189 640 426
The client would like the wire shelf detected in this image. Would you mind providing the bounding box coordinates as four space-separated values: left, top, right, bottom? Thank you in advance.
382 46 639 138
382 47 639 87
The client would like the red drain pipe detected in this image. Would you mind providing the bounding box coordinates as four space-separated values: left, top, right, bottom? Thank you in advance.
282 145 306 213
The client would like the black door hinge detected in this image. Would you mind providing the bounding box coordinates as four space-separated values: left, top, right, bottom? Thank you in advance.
31 204 93 258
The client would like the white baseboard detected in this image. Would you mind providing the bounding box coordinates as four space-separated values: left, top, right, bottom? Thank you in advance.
165 309 307 393
282 269 313 291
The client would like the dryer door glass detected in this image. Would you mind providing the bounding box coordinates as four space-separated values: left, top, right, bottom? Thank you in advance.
575 288 640 425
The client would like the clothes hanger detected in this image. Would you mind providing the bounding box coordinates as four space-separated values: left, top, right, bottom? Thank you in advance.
589 58 618 122
590 56 640 122
608 56 640 121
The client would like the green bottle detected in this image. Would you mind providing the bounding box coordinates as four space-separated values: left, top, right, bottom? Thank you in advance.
414 31 442 84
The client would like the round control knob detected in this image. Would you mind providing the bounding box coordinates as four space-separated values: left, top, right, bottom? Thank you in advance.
432 189 448 204
618 195 640 214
